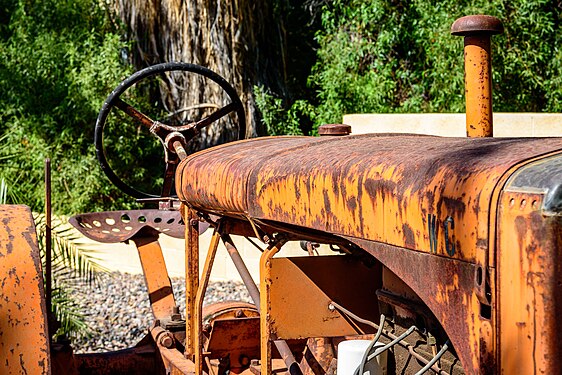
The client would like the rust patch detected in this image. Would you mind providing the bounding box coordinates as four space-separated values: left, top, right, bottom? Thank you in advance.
515 216 527 251
364 178 397 201
346 197 357 211
402 223 415 249
438 196 467 217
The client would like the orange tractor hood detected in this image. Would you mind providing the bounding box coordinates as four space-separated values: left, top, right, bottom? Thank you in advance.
176 134 561 264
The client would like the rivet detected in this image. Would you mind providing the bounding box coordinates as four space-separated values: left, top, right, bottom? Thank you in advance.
532 200 539 210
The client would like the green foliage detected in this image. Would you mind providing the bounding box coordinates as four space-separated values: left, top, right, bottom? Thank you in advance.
0 0 133 214
254 0 321 136
254 86 307 136
259 0 562 134
314 0 562 123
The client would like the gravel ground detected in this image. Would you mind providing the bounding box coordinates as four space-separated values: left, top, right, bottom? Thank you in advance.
71 272 251 353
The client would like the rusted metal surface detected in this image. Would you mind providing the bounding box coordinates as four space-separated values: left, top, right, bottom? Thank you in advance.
152 326 175 348
451 15 504 36
177 135 562 265
133 233 177 319
268 256 380 339
299 338 336 375
50 340 79 375
318 124 352 136
206 317 261 368
73 333 164 374
70 209 185 242
273 339 303 375
202 301 259 323
497 155 562 373
158 344 196 375
451 15 503 137
201 302 260 369
0 205 51 374
260 239 287 375
212 235 304 375
177 131 561 375
176 136 314 213
184 206 200 359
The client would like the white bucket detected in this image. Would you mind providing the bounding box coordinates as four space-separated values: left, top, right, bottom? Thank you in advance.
336 340 387 375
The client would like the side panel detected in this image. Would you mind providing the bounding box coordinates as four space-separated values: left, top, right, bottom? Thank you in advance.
0 205 51 374
268 256 381 339
498 192 562 374
498 154 562 374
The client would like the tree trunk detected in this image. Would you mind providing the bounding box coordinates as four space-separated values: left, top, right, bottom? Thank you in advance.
114 0 288 148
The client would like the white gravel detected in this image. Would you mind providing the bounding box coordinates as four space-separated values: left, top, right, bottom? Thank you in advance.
71 272 251 353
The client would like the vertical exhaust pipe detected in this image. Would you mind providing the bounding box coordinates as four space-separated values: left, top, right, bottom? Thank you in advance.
452 15 503 137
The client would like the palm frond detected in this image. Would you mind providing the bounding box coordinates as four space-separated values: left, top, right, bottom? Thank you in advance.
34 213 109 284
33 212 109 338
51 287 91 338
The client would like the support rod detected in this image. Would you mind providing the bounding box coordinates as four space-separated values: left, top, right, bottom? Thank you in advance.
44 158 52 338
185 207 200 359
220 233 260 309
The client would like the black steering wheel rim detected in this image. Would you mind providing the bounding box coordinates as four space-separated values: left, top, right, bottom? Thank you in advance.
94 62 246 199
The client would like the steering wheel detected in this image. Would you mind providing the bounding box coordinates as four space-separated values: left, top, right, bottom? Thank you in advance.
94 62 246 199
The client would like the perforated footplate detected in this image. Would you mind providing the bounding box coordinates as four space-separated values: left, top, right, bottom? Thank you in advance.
69 210 185 243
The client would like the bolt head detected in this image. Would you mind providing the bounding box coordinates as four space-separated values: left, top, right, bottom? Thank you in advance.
160 334 174 348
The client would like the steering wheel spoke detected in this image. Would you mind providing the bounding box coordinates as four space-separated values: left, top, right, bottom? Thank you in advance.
193 102 239 131
95 62 247 199
113 98 156 130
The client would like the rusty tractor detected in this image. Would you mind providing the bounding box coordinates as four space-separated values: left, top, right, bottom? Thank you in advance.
1 14 561 375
